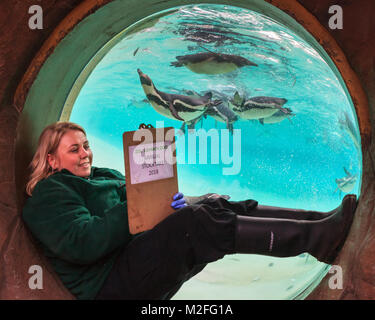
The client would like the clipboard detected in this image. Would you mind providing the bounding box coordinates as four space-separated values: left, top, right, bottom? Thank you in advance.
123 124 178 234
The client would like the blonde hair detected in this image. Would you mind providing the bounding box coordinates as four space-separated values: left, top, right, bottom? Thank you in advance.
26 121 86 196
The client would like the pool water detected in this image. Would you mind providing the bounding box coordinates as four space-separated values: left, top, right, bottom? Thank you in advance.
69 4 361 299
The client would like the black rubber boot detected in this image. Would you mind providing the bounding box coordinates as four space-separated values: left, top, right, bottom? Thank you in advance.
234 194 357 264
246 204 340 221
195 195 348 221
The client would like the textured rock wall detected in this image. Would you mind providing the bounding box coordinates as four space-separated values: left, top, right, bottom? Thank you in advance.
0 0 82 299
298 0 375 299
0 0 374 299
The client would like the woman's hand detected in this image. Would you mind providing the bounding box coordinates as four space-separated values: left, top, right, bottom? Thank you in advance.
171 192 187 210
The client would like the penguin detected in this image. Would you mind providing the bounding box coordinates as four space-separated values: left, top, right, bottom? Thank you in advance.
137 69 221 123
182 31 241 47
179 24 245 47
178 89 239 134
259 107 295 125
170 49 257 75
178 114 205 135
201 90 239 134
205 103 239 134
229 91 289 120
334 167 358 197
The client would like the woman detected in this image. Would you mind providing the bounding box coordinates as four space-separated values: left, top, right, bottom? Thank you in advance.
22 121 357 300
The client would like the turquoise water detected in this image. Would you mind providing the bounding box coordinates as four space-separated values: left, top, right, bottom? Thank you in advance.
69 4 361 299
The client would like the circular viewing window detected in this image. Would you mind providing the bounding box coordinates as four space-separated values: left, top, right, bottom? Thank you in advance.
64 4 361 299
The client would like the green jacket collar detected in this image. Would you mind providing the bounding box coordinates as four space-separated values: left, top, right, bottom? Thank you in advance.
58 167 96 179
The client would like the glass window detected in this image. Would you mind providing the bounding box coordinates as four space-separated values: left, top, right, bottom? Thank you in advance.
68 4 361 299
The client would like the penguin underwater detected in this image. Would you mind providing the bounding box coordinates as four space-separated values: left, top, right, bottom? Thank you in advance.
201 90 239 133
170 50 258 75
335 167 357 195
205 102 239 134
180 89 239 134
137 69 221 123
230 91 289 120
259 107 295 125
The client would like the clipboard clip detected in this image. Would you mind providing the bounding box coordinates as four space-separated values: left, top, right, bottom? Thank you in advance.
138 123 154 129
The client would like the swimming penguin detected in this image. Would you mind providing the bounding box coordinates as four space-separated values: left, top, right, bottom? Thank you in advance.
179 114 204 135
229 91 289 120
259 107 295 125
137 69 221 122
205 104 239 134
182 30 242 47
170 50 257 75
202 91 239 134
334 167 357 196
179 24 246 47
179 89 239 134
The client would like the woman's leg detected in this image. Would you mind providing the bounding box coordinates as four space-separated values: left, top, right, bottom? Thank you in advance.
97 194 357 299
159 263 207 300
234 194 357 264
96 204 237 300
198 195 349 221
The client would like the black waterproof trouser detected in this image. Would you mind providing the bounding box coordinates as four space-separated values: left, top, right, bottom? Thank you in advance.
96 197 257 300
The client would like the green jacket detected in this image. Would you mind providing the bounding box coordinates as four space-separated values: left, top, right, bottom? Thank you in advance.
22 167 132 299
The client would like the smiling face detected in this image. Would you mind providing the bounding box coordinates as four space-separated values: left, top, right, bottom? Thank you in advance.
47 129 93 178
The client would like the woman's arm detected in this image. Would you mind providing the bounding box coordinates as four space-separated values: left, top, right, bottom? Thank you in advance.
22 178 131 265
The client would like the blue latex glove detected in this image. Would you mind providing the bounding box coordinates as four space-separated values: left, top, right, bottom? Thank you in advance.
171 192 187 209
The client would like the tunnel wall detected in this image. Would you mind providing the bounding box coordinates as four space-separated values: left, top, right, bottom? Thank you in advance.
0 0 374 299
